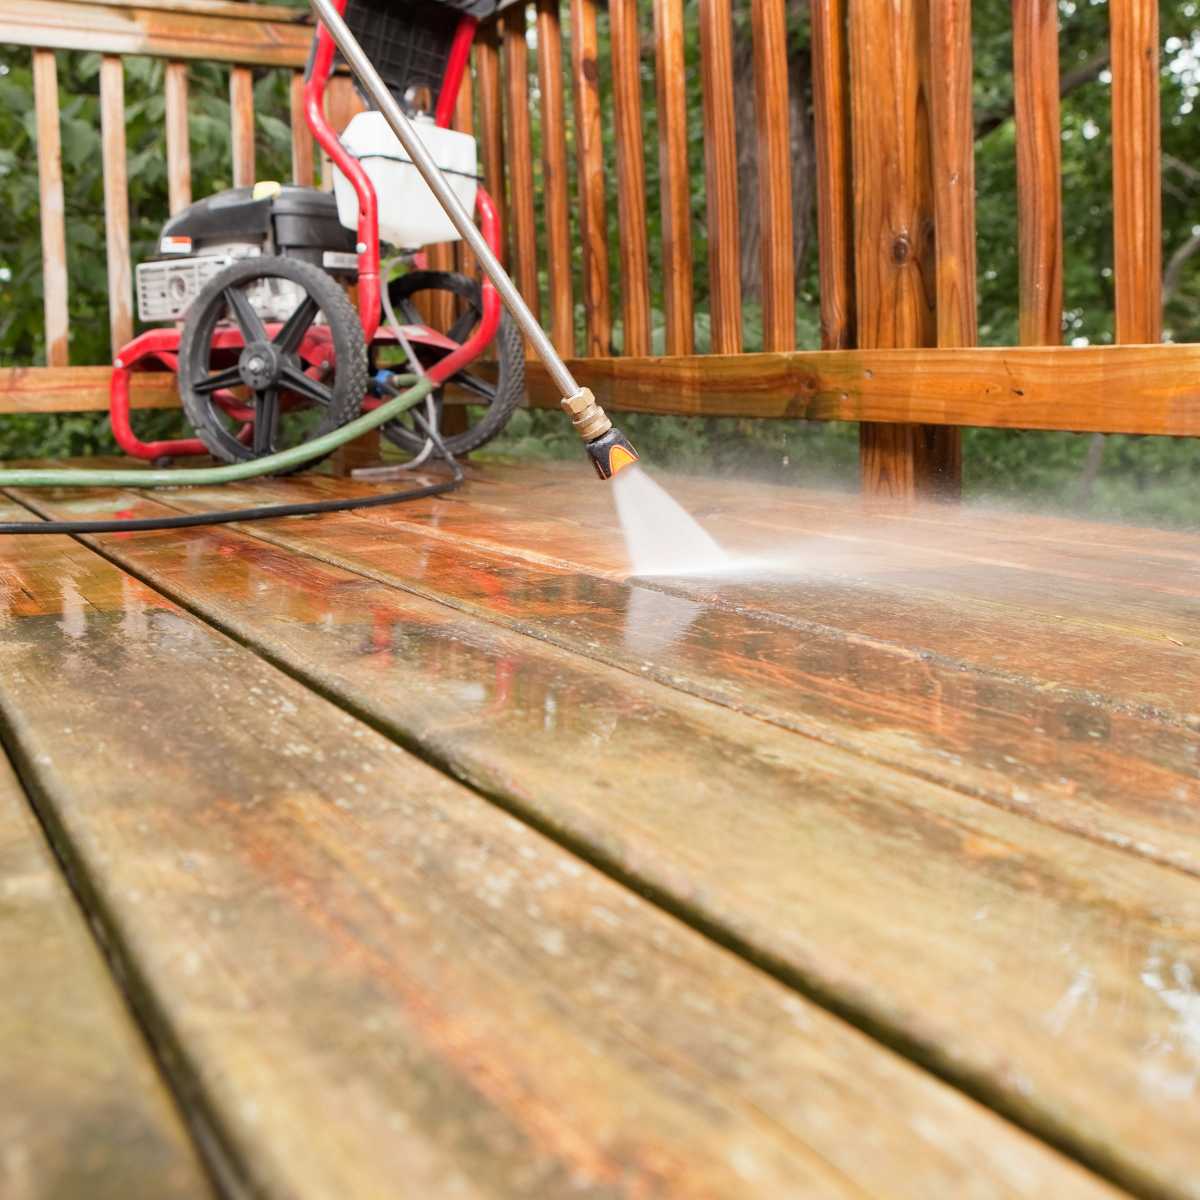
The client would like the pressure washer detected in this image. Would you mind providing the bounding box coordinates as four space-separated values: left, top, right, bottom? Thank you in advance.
0 0 638 536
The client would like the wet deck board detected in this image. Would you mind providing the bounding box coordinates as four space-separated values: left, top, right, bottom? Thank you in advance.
0 737 212 1199
0 503 1123 1198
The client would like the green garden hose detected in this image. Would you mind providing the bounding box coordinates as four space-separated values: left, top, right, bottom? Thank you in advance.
0 375 449 536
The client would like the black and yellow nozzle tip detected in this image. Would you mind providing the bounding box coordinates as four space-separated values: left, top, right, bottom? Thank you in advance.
561 388 640 481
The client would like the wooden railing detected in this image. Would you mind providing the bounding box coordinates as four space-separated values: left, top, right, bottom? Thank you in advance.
2 0 1196 499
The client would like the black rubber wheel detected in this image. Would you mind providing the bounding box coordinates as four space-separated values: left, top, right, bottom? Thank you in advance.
179 256 368 475
380 270 524 457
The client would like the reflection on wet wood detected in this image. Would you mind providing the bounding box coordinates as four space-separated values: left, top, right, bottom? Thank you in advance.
0 506 1121 1197
0 733 212 1198
8 478 1200 1197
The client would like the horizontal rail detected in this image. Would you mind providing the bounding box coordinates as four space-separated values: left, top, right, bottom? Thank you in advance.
1 366 177 412
6 0 310 66
9 345 1200 438
508 344 1200 437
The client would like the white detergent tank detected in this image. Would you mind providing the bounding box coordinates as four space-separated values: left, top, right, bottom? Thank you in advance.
332 111 478 249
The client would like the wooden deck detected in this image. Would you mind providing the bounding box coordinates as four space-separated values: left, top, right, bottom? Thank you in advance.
1 461 1197 1199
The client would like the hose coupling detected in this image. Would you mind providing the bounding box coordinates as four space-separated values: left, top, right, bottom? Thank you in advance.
561 388 612 442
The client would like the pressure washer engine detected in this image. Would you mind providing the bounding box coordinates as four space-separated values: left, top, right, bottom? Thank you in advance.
136 186 359 327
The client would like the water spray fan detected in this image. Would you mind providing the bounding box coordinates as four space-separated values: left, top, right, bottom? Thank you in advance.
0 0 637 536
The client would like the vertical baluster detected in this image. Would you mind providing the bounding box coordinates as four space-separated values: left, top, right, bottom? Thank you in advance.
698 0 742 354
290 71 314 188
164 61 192 215
537 0 574 355
502 3 539 323
570 0 611 356
230 65 255 187
33 49 69 367
610 0 651 356
100 55 132 355
476 22 507 264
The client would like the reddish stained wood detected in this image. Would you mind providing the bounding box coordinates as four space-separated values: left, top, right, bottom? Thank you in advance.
289 70 313 187
321 73 363 194
1110 0 1162 344
507 343 1200 435
164 60 192 214
1012 0 1063 346
229 65 255 188
536 0 574 356
698 0 741 354
87 474 1200 1193
569 0 611 355
501 4 539 321
6 0 312 66
810 0 854 350
849 0 958 499
100 55 132 356
453 64 477 280
751 0 795 352
654 0 694 355
0 507 1117 1200
928 0 977 350
32 50 69 368
0 747 213 1198
608 0 651 356
475 22 507 265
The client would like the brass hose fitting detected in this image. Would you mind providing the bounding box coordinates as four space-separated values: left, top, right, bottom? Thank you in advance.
561 388 613 443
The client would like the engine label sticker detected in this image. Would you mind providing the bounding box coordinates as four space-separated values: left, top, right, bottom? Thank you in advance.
160 236 193 255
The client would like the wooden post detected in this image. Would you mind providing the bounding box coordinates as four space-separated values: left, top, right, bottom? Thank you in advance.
289 71 314 188
570 0 611 356
811 0 855 350
100 55 133 356
230 65 255 188
164 62 192 215
501 3 539 323
1110 0 1162 344
33 49 69 367
537 0 574 356
849 0 959 500
654 0 694 354
1012 0 1063 346
698 0 742 354
609 0 651 356
751 0 795 352
476 22 507 264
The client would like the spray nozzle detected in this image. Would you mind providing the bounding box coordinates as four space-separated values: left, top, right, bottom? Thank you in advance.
585 427 640 480
561 388 639 480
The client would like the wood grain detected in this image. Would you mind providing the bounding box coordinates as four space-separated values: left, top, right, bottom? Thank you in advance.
75 472 1200 1197
1012 0 1063 346
608 0 651 356
928 0 977 349
453 63 477 280
32 49 69 368
751 0 795 352
810 0 855 349
0 741 213 1199
849 0 956 498
654 0 694 355
501 4 539 320
475 21 507 264
501 342 1200 434
6 0 311 66
569 0 611 355
0 505 1117 1199
289 70 313 188
99 55 132 356
1110 0 1162 344
229 65 255 187
11 339 1200 436
536 0 573 355
698 0 742 354
164 61 192 213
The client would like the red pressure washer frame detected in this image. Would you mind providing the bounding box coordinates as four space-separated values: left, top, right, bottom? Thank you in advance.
110 0 504 461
